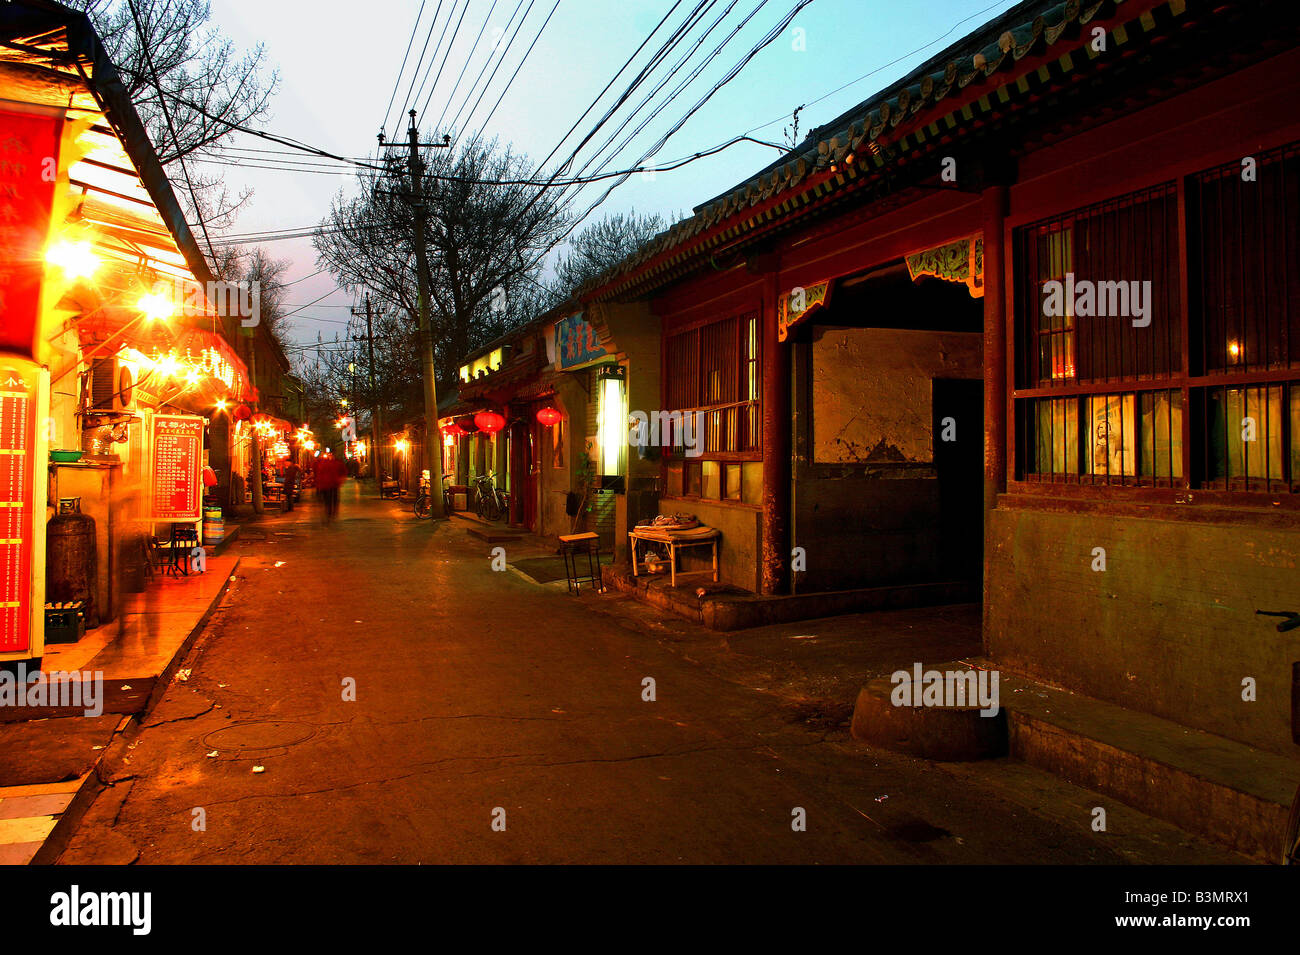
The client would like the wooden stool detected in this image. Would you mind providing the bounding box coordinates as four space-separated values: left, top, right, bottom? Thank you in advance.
558 532 603 595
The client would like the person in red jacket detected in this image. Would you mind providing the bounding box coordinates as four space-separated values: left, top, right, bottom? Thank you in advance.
315 449 345 521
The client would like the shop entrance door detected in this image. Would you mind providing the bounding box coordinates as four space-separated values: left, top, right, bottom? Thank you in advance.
932 378 984 582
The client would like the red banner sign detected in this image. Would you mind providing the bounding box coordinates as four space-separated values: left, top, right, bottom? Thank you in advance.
0 362 40 652
151 414 204 522
0 105 64 360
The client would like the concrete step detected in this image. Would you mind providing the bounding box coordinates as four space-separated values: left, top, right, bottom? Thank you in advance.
603 563 977 631
850 661 1300 863
449 512 527 543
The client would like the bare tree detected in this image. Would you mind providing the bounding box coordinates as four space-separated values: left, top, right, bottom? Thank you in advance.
68 0 279 228
549 210 673 300
313 133 568 386
212 244 292 351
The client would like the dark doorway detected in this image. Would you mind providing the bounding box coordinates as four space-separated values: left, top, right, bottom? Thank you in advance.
932 378 984 582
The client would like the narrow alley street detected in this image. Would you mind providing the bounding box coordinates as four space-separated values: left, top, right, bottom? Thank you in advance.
56 484 1240 865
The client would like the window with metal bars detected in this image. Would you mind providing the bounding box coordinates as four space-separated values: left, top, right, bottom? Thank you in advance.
663 312 761 458
1014 141 1300 494
1188 143 1300 492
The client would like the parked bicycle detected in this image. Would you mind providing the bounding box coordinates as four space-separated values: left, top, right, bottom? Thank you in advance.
1257 608 1300 865
472 471 508 522
414 474 434 520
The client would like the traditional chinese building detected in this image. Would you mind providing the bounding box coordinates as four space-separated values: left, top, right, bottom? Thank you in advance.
582 0 1300 755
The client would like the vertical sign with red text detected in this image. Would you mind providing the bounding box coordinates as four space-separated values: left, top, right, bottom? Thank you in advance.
0 105 64 360
0 362 39 652
151 415 204 522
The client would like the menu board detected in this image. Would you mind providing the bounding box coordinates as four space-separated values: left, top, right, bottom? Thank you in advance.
0 362 40 653
151 414 204 522
0 106 63 360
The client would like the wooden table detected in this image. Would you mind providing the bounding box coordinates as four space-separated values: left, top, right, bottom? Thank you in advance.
629 525 720 588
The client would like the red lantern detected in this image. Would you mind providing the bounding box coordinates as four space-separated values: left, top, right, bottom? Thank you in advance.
233 404 252 421
536 407 562 427
441 421 466 437
474 410 507 435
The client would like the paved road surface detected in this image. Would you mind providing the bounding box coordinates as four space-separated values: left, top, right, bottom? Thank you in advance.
59 482 1242 864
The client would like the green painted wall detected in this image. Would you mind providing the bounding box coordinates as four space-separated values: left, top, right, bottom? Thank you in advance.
986 506 1300 756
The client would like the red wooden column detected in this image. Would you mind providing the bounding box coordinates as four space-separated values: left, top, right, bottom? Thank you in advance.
760 272 791 595
982 184 1009 519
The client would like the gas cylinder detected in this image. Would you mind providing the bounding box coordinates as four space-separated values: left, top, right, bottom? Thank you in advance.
46 497 98 629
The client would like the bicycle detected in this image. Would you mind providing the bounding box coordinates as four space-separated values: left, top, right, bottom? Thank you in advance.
1257 608 1300 865
413 475 434 520
472 471 506 522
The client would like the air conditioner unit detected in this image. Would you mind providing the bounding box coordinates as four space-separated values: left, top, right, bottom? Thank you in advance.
89 358 134 412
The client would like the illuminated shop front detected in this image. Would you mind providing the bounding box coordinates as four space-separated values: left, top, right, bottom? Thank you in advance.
0 3 252 659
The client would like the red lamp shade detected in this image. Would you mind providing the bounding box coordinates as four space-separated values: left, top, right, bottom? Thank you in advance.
441 422 466 437
536 407 562 427
233 404 252 421
474 410 507 435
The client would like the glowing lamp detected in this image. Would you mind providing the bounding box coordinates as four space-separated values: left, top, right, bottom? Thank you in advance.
596 365 627 485
46 240 98 280
474 410 506 435
137 290 173 322
536 407 563 427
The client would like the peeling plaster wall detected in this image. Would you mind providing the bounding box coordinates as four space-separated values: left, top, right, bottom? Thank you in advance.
792 325 984 593
812 327 982 464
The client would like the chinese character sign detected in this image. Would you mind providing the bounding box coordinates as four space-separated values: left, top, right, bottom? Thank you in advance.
0 361 43 653
151 415 204 522
555 313 607 370
0 106 64 360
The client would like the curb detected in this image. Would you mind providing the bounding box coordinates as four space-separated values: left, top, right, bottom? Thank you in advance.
28 557 242 865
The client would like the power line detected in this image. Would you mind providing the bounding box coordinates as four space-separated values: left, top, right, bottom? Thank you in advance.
459 0 538 136
124 0 217 266
740 0 1016 139
445 0 527 135
418 0 475 124
561 0 742 201
433 0 501 134
472 0 564 136
208 131 780 246
381 0 428 139
395 0 447 142
510 0 709 226
408 0 466 128
521 0 816 282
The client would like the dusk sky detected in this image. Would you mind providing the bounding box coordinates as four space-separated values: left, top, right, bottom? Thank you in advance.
208 0 1020 358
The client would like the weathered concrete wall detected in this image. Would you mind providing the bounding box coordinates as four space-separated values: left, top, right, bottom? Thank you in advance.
791 326 982 592
812 327 982 464
986 504 1300 756
656 497 760 593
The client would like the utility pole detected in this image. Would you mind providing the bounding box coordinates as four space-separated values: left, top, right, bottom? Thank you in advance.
381 110 450 517
362 294 380 487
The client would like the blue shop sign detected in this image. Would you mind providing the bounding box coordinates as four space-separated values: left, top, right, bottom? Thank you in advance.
555 312 607 370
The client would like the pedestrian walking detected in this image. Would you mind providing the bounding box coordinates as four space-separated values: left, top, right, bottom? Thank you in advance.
283 459 301 513
316 449 345 522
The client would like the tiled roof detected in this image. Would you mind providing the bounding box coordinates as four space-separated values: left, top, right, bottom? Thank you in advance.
583 0 1195 302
